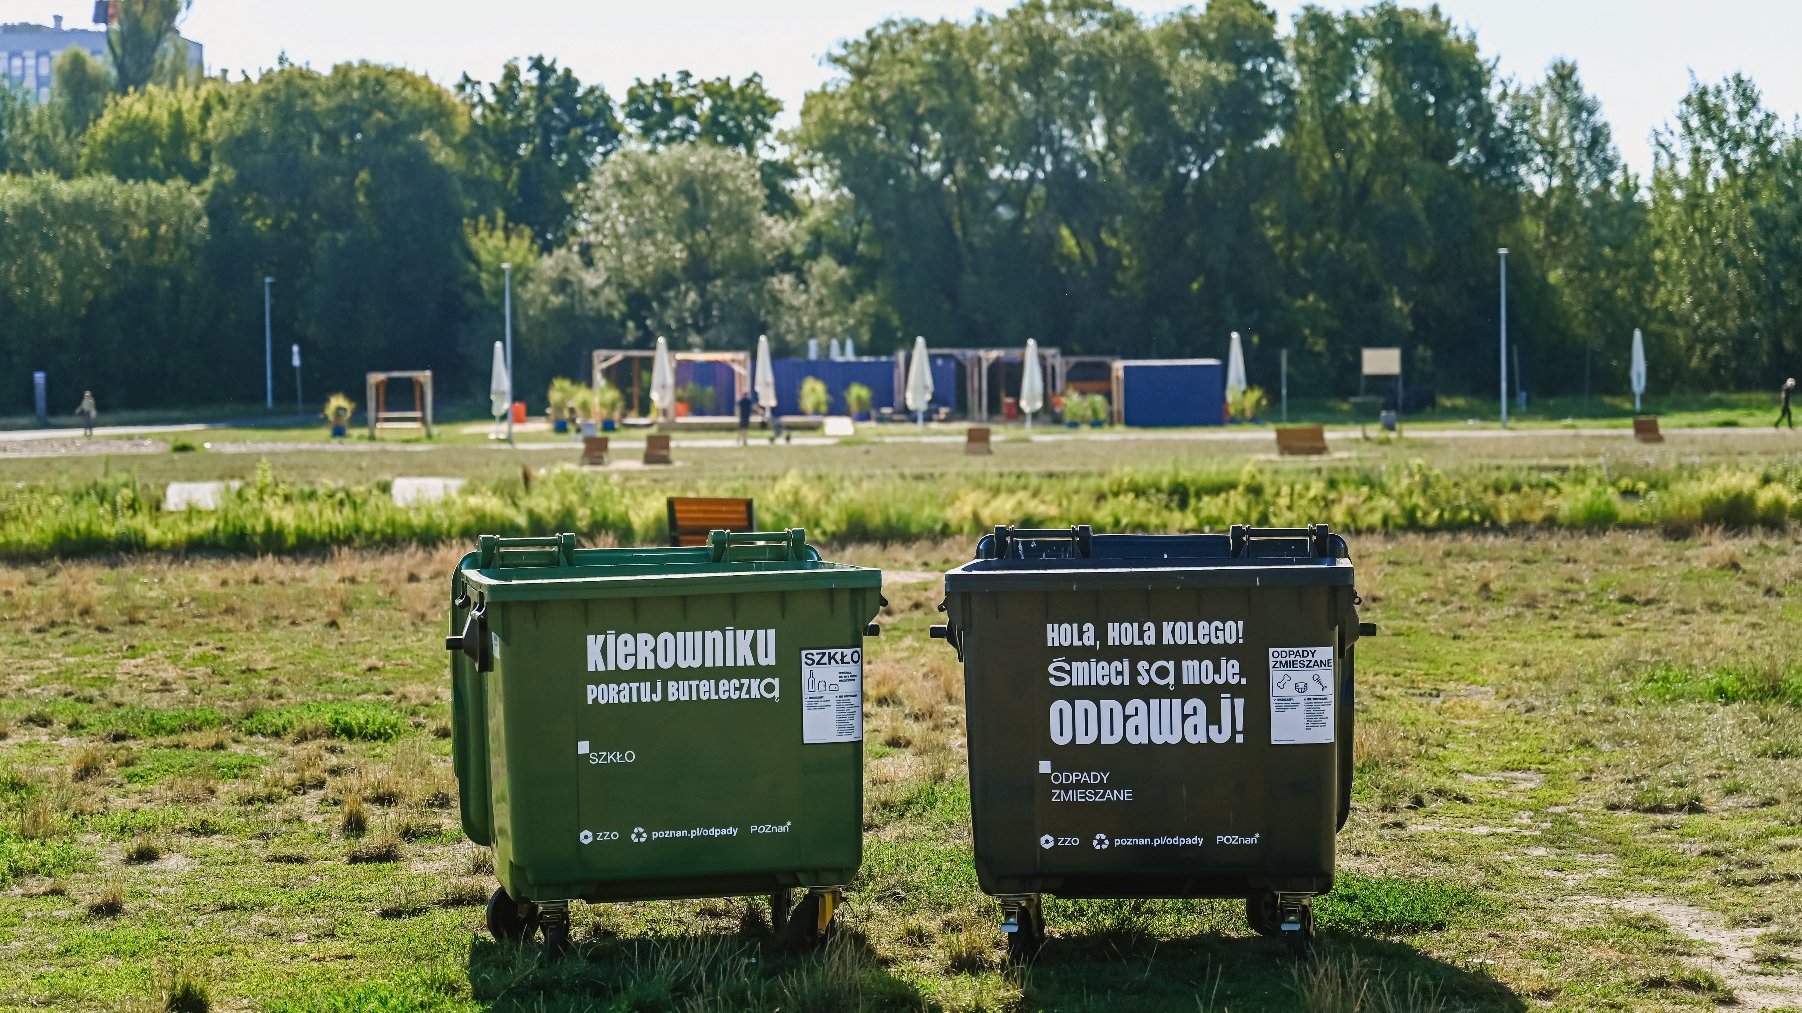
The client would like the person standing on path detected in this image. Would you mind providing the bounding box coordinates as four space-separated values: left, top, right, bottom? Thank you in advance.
1779 378 1796 429
735 392 754 447
76 390 97 437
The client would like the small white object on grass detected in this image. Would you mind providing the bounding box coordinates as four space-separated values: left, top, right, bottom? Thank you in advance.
391 477 466 507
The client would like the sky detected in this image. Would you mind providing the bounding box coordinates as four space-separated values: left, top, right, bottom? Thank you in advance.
6 0 1801 176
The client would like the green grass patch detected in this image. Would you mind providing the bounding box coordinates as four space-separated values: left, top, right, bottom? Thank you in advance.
95 706 227 741
1316 872 1486 934
0 831 93 886
1640 663 1802 706
240 701 409 742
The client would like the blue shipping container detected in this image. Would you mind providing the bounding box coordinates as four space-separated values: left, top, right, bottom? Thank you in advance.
1117 360 1224 427
770 356 959 415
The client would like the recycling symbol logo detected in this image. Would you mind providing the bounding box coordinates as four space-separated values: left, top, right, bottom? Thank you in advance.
1039 834 1055 850
630 827 648 844
1092 833 1109 850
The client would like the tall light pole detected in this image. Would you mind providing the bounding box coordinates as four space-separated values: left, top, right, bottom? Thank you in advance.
263 276 275 410
502 262 514 444
1497 248 1509 428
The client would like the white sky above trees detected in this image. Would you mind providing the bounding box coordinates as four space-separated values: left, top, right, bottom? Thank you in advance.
8 0 1800 176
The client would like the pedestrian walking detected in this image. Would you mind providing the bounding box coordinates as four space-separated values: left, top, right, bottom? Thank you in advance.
76 390 97 437
1779 377 1796 429
735 392 754 447
767 406 790 445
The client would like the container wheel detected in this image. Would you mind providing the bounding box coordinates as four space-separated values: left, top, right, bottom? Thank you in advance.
1004 901 1045 963
782 890 837 949
486 887 534 942
1244 893 1283 938
769 890 793 934
1284 905 1317 960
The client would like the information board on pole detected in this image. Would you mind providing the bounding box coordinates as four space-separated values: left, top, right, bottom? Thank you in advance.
1361 347 1402 377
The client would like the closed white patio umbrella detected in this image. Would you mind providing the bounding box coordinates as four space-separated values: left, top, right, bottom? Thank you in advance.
905 335 934 426
1019 338 1045 436
754 334 778 412
649 336 676 422
1630 328 1648 413
488 340 510 440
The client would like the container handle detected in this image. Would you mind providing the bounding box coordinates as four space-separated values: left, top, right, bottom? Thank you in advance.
984 525 1093 560
1229 524 1333 558
707 528 816 563
477 533 577 569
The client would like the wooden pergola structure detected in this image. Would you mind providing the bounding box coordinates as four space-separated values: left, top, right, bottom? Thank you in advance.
365 370 434 438
590 349 749 421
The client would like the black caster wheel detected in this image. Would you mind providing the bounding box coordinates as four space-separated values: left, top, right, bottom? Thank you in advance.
1284 905 1317 960
1004 902 1045 963
1245 893 1282 938
486 887 535 942
782 891 837 949
769 890 794 934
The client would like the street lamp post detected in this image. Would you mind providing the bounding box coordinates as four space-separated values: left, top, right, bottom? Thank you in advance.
502 262 514 444
263 276 275 411
1497 248 1509 428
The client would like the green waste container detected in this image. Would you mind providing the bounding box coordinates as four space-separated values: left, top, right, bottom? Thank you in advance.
447 530 882 953
932 524 1369 958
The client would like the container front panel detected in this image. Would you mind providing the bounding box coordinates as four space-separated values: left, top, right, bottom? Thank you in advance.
959 582 1343 896
488 586 872 899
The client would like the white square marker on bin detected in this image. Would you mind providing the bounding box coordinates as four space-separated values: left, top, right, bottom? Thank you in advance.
1039 760 1052 774
577 740 590 755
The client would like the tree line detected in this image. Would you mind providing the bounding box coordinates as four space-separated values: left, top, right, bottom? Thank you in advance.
1 0 1798 416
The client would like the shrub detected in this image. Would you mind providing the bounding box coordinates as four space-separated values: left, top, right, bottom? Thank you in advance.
799 376 831 415
321 393 355 425
843 382 874 416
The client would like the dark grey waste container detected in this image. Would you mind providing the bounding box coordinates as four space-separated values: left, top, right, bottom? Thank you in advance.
933 524 1370 958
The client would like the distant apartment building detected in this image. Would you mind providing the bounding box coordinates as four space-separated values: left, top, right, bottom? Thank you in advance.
0 11 203 104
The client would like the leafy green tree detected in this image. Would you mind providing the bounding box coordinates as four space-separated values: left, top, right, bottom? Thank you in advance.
457 56 619 247
1281 3 1522 392
207 62 472 401
623 71 781 154
1515 60 1648 399
81 80 226 183
526 143 786 356
1647 74 1795 389
54 48 114 135
107 0 193 94
0 175 213 412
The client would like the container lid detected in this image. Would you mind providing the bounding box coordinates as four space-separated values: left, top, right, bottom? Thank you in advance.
944 524 1353 592
456 530 881 603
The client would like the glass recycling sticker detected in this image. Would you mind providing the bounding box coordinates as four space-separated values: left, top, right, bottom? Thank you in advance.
1268 646 1334 744
801 648 863 744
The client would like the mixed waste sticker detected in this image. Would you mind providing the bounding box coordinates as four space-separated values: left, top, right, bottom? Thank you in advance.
1268 646 1335 744
801 648 863 744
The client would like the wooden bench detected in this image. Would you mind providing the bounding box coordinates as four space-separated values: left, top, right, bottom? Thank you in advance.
643 434 673 465
667 497 756 547
965 427 992 455
580 436 610 466
1275 425 1329 456
1633 416 1664 443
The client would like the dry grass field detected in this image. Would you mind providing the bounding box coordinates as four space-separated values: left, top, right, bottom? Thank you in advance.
2 526 1800 1011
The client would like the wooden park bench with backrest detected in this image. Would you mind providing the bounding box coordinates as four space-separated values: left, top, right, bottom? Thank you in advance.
1632 416 1664 444
667 497 756 547
965 427 992 455
580 436 610 466
643 434 673 465
1275 425 1330 456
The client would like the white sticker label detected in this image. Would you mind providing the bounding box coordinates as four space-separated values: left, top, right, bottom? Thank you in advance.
1269 646 1335 745
801 648 863 744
